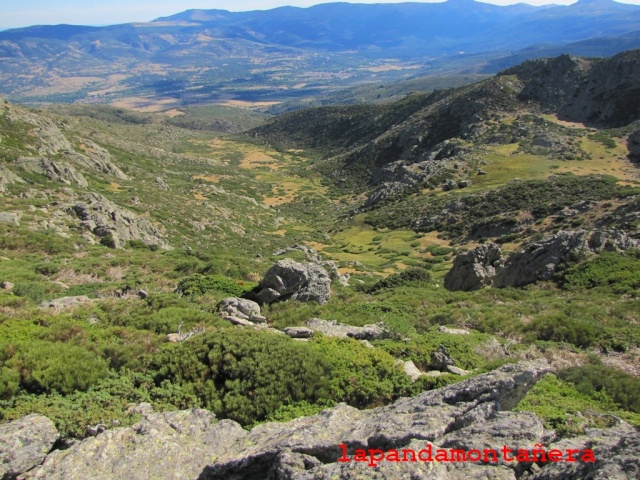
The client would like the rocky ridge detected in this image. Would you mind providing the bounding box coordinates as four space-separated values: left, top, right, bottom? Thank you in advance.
445 229 640 291
4 360 637 479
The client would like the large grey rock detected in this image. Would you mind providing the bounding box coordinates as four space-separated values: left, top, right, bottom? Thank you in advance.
19 360 639 480
306 318 390 340
31 410 246 480
445 230 640 291
253 259 331 305
530 421 640 480
218 297 266 323
430 344 457 371
495 230 640 288
71 193 168 249
0 414 59 479
15 157 88 188
444 243 503 291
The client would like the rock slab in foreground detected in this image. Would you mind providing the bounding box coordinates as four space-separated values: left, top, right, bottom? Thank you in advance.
0 414 59 479
18 360 640 480
30 410 246 480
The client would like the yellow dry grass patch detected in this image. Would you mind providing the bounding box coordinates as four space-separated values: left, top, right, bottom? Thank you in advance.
163 109 185 117
540 114 589 129
193 192 207 200
240 151 281 170
107 182 121 192
416 231 451 248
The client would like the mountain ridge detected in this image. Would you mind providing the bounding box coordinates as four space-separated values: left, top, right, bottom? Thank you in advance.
2 1 640 105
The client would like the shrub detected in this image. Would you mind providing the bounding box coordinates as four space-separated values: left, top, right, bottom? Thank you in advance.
366 267 431 293
561 251 640 294
525 313 602 348
7 342 109 395
176 274 256 297
559 365 640 414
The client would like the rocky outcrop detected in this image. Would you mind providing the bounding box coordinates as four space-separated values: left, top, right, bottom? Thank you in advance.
9 360 640 480
71 193 168 249
30 410 246 480
201 360 551 479
444 243 503 291
494 229 640 288
252 259 331 305
445 230 640 290
0 414 59 479
16 157 88 188
218 297 266 324
529 421 640 480
0 165 24 193
306 318 390 340
274 245 349 287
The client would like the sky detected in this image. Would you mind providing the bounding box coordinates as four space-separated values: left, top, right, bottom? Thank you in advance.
1 0 640 30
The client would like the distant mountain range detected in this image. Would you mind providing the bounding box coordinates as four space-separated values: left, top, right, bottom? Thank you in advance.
1 0 640 106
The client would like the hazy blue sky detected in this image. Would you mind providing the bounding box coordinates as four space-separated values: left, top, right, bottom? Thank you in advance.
1 0 639 30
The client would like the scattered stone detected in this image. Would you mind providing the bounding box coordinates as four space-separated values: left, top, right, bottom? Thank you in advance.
438 326 470 335
0 212 20 226
430 344 457 371
39 296 91 309
359 340 375 349
477 169 488 175
403 360 423 382
306 318 391 340
155 177 169 190
223 316 257 327
252 259 331 305
458 179 472 188
137 289 148 300
447 365 472 376
1 281 14 291
442 179 459 191
218 297 266 323
0 414 59 479
444 243 502 291
283 327 314 339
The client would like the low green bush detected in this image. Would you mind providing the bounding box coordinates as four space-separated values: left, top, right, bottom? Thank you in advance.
175 274 256 297
365 267 431 293
558 364 640 414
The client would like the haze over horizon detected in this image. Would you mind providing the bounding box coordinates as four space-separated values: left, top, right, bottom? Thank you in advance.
4 0 638 31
